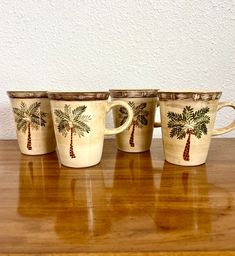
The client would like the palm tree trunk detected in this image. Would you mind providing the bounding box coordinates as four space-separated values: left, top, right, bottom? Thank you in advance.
27 123 32 150
129 122 136 147
183 132 191 161
70 128 76 158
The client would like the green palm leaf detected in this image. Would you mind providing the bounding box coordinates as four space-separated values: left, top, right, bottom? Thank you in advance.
30 115 46 127
135 103 147 116
54 104 91 140
27 102 41 115
17 119 27 133
13 101 47 133
137 115 148 126
74 121 91 137
54 109 71 122
168 105 210 140
72 106 86 119
119 106 128 115
13 107 25 118
58 120 70 137
20 101 27 112
193 107 210 121
119 106 128 125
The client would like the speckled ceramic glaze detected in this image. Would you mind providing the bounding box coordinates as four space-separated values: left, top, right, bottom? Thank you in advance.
110 89 160 152
159 91 235 166
48 92 133 168
7 91 56 155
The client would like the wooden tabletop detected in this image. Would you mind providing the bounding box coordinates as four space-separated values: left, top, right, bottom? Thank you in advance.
0 138 235 256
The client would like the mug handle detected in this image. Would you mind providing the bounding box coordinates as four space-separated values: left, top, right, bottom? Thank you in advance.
104 101 133 135
154 99 161 128
212 102 235 136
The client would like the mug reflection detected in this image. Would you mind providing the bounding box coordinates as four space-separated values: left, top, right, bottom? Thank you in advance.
55 164 112 244
110 150 160 219
18 152 60 218
155 162 211 234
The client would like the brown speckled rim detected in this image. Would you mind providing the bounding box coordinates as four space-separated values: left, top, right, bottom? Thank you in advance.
158 91 222 101
7 91 48 99
109 89 159 98
48 92 109 101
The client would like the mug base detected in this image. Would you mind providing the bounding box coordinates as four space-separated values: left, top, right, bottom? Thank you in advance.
165 159 206 167
117 148 150 153
20 149 56 156
59 161 101 169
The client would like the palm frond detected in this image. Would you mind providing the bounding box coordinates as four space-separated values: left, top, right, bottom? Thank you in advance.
72 106 86 119
58 120 70 137
20 101 27 112
137 115 148 126
193 121 208 138
135 102 146 112
31 122 40 130
169 125 186 139
194 115 210 125
31 114 46 127
17 119 27 132
120 116 128 125
64 104 72 116
167 111 183 123
128 101 135 110
74 114 91 123
182 106 194 122
134 103 146 116
40 112 47 118
141 110 149 117
14 115 24 124
13 107 25 118
54 109 70 122
119 106 128 115
193 107 210 121
27 102 41 115
74 121 91 137
119 106 128 125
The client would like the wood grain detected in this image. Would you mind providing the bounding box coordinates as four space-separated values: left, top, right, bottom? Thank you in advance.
0 139 235 255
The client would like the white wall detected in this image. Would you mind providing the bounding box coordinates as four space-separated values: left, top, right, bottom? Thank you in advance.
0 0 234 139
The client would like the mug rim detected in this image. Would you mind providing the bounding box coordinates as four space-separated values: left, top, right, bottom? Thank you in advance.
47 91 109 101
7 91 48 98
158 91 222 101
109 89 159 98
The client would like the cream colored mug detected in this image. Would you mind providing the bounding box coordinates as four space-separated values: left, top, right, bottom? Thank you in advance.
48 92 133 168
158 91 235 166
110 89 160 152
7 91 56 155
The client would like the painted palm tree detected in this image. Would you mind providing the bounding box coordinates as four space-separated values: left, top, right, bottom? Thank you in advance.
13 101 47 150
119 102 149 147
167 106 210 161
54 104 91 158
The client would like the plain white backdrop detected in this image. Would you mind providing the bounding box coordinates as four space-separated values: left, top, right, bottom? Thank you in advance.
0 0 234 139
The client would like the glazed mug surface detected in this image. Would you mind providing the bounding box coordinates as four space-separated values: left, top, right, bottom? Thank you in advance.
7 91 56 155
110 89 160 153
48 91 133 168
158 91 235 166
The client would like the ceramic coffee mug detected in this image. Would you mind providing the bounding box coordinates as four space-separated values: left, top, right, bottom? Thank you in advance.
158 91 235 166
7 91 56 155
110 89 160 152
48 92 133 168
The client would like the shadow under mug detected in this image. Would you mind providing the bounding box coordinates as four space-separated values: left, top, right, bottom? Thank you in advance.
7 91 56 155
158 91 235 166
48 91 133 168
110 89 160 152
